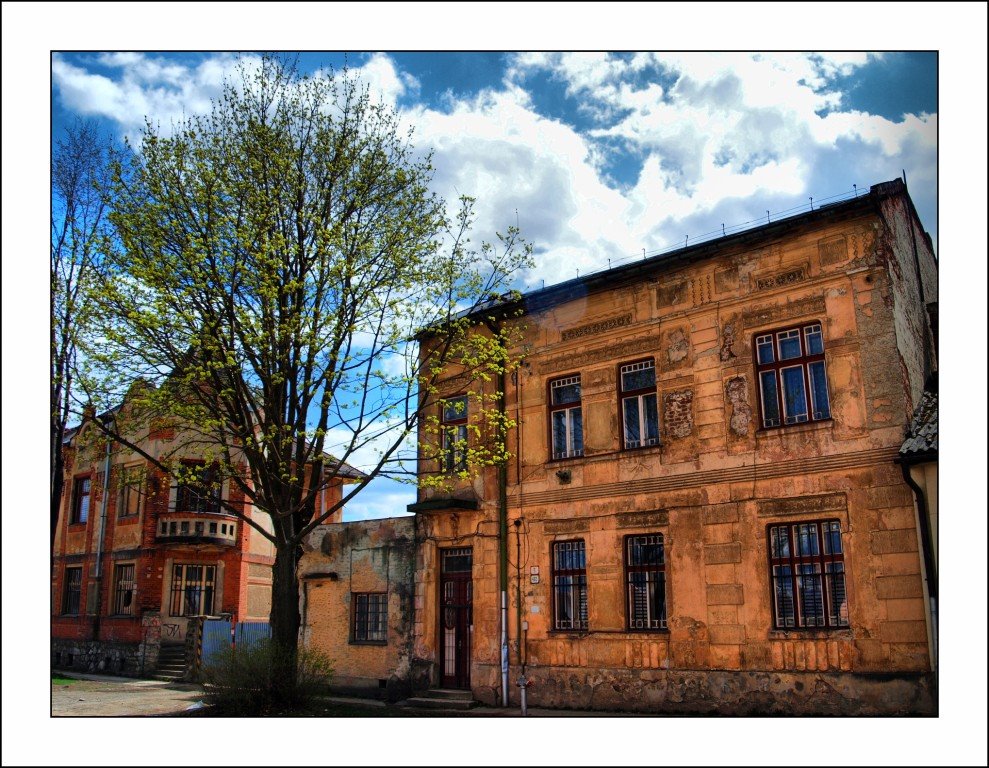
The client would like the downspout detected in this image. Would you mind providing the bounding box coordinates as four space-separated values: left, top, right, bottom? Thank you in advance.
899 458 938 675
497 346 510 708
92 422 113 639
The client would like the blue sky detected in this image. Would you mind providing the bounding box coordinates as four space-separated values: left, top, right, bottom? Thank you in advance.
49 49 941 522
4 2 987 764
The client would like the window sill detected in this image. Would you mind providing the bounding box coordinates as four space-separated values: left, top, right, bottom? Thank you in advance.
767 627 852 640
68 523 87 529
116 515 140 524
756 419 833 439
349 640 388 647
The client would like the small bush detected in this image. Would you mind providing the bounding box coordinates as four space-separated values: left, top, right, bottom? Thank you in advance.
201 640 333 715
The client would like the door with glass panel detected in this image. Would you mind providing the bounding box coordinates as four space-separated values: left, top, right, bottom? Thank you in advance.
439 548 473 689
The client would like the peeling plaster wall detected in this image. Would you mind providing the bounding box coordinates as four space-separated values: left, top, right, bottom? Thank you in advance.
299 517 416 700
409 183 936 714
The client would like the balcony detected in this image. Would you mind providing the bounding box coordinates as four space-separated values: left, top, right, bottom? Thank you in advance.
156 513 238 546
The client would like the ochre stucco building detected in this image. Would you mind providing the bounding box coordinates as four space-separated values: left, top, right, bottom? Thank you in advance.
404 178 938 714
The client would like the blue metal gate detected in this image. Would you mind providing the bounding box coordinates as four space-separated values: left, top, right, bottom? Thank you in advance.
234 621 271 650
202 618 232 667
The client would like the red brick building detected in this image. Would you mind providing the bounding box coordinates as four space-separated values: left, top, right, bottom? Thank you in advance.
51 403 360 677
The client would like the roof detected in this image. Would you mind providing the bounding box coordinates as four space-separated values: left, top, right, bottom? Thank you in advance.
899 382 938 458
318 451 366 481
444 178 915 329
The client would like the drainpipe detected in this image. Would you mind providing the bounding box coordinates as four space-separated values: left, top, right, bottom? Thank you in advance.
497 356 510 707
92 421 114 640
899 459 938 676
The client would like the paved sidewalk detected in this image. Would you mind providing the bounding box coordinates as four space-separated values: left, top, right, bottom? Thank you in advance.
52 673 641 717
52 672 205 717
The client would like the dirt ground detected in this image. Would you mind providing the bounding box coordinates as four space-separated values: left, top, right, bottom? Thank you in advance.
51 673 206 716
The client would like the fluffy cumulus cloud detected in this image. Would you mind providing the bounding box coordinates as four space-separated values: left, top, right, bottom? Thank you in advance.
51 51 938 517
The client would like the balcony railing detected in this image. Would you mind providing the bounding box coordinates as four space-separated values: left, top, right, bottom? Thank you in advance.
157 514 237 546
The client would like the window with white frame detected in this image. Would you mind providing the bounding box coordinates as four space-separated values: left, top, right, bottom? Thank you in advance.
549 375 583 460
440 396 468 472
768 520 848 629
620 360 659 449
754 322 831 428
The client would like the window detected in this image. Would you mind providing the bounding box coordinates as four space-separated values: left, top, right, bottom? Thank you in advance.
620 360 659 449
549 375 583 460
754 322 831 428
768 520 848 629
169 564 216 616
71 476 91 524
176 462 220 514
63 567 82 615
440 396 468 473
118 465 143 518
552 540 588 630
112 564 136 615
625 534 667 630
352 593 388 643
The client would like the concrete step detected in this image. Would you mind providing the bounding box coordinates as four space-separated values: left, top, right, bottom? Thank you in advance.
403 696 477 711
417 688 474 701
151 673 186 682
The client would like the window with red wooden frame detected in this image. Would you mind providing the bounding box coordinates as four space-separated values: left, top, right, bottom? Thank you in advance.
176 461 220 514
549 375 583 460
619 359 659 449
754 322 831 428
71 476 91 524
551 540 588 630
768 520 848 629
624 533 667 630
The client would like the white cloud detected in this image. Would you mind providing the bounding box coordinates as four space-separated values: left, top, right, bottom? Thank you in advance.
52 50 938 332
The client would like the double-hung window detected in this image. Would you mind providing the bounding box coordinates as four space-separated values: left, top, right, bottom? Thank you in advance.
549 375 583 460
620 360 659 449
625 534 667 630
768 520 848 629
118 465 143 518
552 540 588 630
71 476 91 524
352 593 388 643
755 322 831 428
441 396 468 472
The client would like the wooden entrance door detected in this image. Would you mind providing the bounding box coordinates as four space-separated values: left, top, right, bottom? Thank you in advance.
439 548 472 689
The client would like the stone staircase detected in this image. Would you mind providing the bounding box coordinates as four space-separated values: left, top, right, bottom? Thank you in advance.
402 688 477 711
152 643 188 682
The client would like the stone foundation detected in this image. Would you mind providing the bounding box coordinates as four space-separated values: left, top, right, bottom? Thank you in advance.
51 637 159 678
473 663 936 715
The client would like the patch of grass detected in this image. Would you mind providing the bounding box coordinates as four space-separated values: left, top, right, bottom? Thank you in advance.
51 673 80 685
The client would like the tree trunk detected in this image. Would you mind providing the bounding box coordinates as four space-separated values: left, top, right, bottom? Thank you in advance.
51 430 65 556
269 540 301 689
